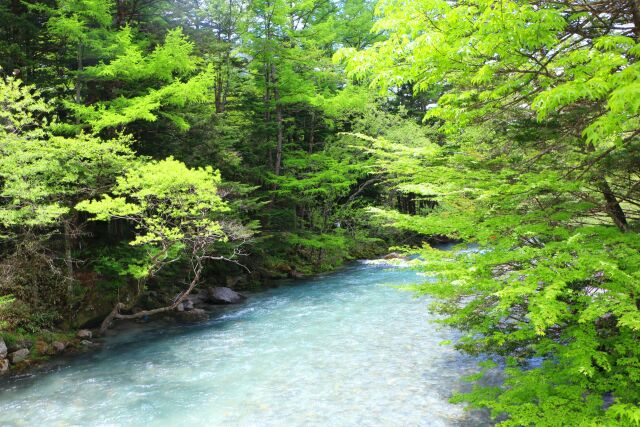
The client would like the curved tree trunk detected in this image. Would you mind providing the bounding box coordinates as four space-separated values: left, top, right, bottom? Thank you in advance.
99 266 202 335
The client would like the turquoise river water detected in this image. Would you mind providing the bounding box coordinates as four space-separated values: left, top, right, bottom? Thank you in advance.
0 260 486 426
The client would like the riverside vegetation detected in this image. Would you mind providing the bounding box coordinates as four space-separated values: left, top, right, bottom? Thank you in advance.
1 0 639 425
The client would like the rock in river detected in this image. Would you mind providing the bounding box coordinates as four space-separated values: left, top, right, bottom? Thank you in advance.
182 298 194 311
0 358 8 374
77 329 92 339
187 291 209 306
0 338 6 359
206 287 246 304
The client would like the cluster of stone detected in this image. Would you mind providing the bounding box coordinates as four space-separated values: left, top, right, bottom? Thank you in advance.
0 334 74 375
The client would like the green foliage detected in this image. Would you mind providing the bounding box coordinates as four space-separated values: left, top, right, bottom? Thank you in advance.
0 0 393 334
0 299 62 333
69 27 215 131
5 3 640 426
0 75 50 133
344 0 640 424
45 0 113 43
0 295 14 330
78 157 234 278
0 77 135 233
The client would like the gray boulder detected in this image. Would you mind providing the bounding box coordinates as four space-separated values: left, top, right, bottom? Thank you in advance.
0 338 6 359
175 308 208 323
175 297 195 312
173 292 206 310
186 291 208 306
206 287 246 304
9 348 29 364
77 329 92 339
51 341 66 353
0 358 8 374
182 298 194 311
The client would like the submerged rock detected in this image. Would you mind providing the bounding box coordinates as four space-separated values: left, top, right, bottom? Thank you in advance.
206 287 246 304
0 338 6 359
175 308 208 323
9 348 29 364
77 329 92 339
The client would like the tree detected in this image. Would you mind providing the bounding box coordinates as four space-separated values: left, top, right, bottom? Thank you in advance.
341 0 640 424
67 26 216 133
0 0 416 340
340 0 640 230
77 157 253 332
44 0 114 103
0 76 135 314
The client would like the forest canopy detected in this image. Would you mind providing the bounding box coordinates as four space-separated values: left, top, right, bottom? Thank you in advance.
1 0 640 425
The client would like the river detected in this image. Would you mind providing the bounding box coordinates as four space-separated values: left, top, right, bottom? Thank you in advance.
0 260 486 426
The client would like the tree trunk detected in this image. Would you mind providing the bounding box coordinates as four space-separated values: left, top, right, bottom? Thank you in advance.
68 37 82 312
630 0 640 39
308 111 315 154
599 178 629 232
264 63 271 121
221 39 232 112
99 265 202 334
273 65 283 177
64 220 75 309
214 67 223 113
585 142 628 232
75 42 83 104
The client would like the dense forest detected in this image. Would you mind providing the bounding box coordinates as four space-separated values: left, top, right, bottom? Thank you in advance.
1 0 640 425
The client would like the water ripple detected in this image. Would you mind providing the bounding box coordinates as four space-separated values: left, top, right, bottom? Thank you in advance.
0 263 486 426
